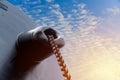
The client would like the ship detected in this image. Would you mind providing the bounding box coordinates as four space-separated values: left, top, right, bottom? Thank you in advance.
0 0 65 80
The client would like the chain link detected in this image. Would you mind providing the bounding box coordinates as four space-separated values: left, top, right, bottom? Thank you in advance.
48 35 72 80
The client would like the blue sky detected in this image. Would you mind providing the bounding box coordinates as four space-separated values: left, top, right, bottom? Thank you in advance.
7 0 120 16
77 0 120 16
6 0 120 80
7 0 120 29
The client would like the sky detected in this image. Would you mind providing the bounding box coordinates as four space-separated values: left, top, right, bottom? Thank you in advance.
7 0 120 80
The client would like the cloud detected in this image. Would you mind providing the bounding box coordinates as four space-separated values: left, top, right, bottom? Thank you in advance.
74 3 86 9
43 3 120 80
51 4 60 9
81 9 88 14
106 7 120 15
23 0 41 5
46 0 53 3
13 1 120 80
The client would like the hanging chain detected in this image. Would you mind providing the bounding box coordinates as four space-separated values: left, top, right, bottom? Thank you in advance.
48 35 72 80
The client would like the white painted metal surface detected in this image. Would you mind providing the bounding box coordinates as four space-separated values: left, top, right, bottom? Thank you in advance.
0 1 63 80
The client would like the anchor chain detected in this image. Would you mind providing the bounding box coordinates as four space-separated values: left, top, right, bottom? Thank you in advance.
48 35 71 80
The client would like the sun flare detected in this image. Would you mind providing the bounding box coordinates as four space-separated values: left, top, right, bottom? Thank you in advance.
64 35 120 80
89 60 120 80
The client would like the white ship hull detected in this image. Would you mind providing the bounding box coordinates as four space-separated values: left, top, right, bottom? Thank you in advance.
0 1 63 80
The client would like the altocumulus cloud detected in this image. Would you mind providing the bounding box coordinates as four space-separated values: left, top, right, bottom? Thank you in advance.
14 1 120 80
